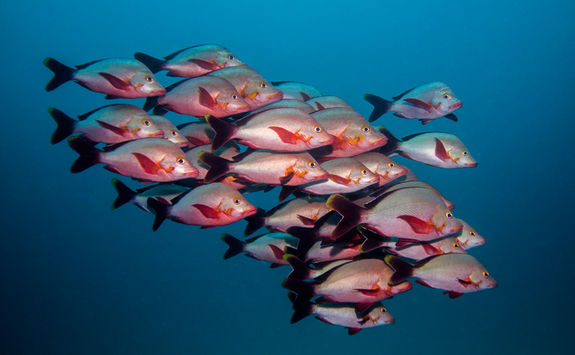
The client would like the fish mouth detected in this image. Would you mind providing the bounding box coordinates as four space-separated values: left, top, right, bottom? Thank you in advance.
267 90 283 100
244 206 258 216
151 88 166 96
450 102 463 110
316 172 329 180
467 162 478 168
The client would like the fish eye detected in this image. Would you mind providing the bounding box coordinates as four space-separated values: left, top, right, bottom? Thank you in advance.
387 162 395 168
231 93 239 100
145 75 154 83
259 81 268 89
233 197 241 205
379 307 387 313
142 119 151 127
308 161 317 168
443 93 450 100
462 150 469 156
483 271 490 278
361 125 371 133
445 210 453 219
361 169 368 175
228 54 235 60
452 242 459 248
176 156 185 165
313 125 322 133
469 231 476 237
170 130 178 136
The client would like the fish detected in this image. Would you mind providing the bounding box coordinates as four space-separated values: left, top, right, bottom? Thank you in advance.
305 96 353 111
385 253 497 298
184 144 241 182
296 236 363 264
283 256 412 311
151 115 189 147
177 121 215 147
353 152 407 186
147 182 257 230
134 44 245 77
43 57 165 98
110 179 191 211
221 232 298 268
244 198 331 235
271 81 322 101
364 82 462 124
376 236 467 260
380 128 478 168
455 219 486 249
207 108 333 152
290 298 394 335
326 187 463 241
68 136 198 182
144 76 251 118
209 67 283 109
49 105 165 144
199 150 328 187
310 108 387 159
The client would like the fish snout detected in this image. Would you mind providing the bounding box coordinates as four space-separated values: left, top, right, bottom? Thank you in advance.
450 102 463 110
267 90 283 100
467 162 478 168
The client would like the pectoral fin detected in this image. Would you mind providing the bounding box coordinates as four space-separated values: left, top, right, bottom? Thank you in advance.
403 98 432 111
198 87 217 108
434 138 450 161
269 126 299 144
445 113 458 122
132 153 161 175
193 204 221 219
187 58 218 70
99 72 131 90
328 174 350 185
96 120 127 136
397 215 432 234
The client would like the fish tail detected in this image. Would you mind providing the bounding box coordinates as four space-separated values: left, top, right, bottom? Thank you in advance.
283 254 312 281
220 233 246 259
285 226 318 259
290 296 314 324
198 152 231 183
377 127 401 155
110 178 136 209
134 52 165 73
146 197 168 232
207 116 237 151
364 94 394 122
326 194 364 240
67 136 100 173
282 256 315 307
384 255 414 286
244 208 266 236
143 96 159 112
48 107 76 144
43 57 74 91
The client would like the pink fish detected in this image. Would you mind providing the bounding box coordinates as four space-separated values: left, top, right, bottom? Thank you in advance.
44 58 165 98
68 136 198 182
353 152 407 186
177 121 215 147
364 82 462 124
271 81 322 101
207 108 333 152
144 76 251 118
148 182 257 230
110 179 190 212
455 219 486 249
305 96 352 111
221 232 298 267
378 236 466 260
150 115 190 147
49 105 164 144
134 44 245 77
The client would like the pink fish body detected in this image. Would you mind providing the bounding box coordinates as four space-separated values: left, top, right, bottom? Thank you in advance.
221 232 298 266
249 99 316 115
301 158 379 195
353 152 407 186
305 240 363 264
185 144 240 181
382 237 466 261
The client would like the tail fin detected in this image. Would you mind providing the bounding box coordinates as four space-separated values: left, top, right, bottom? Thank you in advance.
111 178 136 209
143 96 159 112
43 58 74 91
377 127 401 155
67 136 100 173
147 198 169 231
283 254 312 281
134 52 165 73
48 107 76 144
326 194 364 240
290 298 314 324
384 255 414 286
244 208 266 235
220 233 246 259
198 152 232 183
207 116 237 151
364 94 394 122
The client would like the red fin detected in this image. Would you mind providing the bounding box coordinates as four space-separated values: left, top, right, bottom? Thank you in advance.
445 113 458 122
355 288 380 296
415 279 433 288
434 138 450 161
420 119 432 125
395 240 414 248
187 58 218 70
328 174 350 185
192 203 220 219
297 215 316 226
315 102 325 110
444 291 463 299
421 243 441 255
403 98 432 111
268 244 285 260
457 278 473 288
96 120 127 136
397 215 432 234
98 72 131 90
301 92 311 101
348 328 362 336
269 126 299 144
198 87 217 108
132 153 161 175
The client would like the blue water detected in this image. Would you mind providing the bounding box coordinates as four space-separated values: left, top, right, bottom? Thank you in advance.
2 0 574 354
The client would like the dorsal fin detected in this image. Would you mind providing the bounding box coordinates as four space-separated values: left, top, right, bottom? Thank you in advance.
78 104 119 120
163 47 192 60
392 87 415 101
75 59 104 69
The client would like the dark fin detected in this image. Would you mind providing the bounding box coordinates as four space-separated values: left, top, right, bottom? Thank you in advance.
434 138 450 161
198 152 231 183
421 242 441 255
111 178 136 209
147 198 168 231
68 136 100 173
392 87 415 101
377 127 401 155
220 233 245 259
395 239 415 248
268 126 299 144
132 153 161 175
48 107 76 144
198 87 218 108
143 96 159 112
415 279 433 288
280 171 295 185
300 92 311 101
444 291 463 299
105 95 123 100
326 194 363 240
77 106 107 120
98 72 131 90
397 215 432 234
328 174 350 186
290 299 314 324
420 119 432 125
285 227 317 257
188 58 218 70
315 102 326 110
244 208 266 235
384 255 414 286
364 94 394 122
355 303 375 317
271 81 291 86
43 58 74 91
193 203 220 219
296 215 316 226
207 115 237 151
152 105 168 116
308 145 334 160
403 98 432 111
75 59 103 69
445 113 458 122
96 120 127 137
360 238 384 253
393 112 407 118
163 46 192 60
230 148 256 162
269 263 283 268
348 328 362 336
279 186 298 202
134 52 165 73
283 254 311 281
268 244 285 261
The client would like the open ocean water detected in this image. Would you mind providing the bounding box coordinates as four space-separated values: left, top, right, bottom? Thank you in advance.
2 0 574 354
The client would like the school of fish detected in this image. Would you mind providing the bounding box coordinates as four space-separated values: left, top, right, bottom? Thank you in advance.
44 44 495 336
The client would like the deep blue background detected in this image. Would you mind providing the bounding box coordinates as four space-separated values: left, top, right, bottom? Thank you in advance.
2 1 574 354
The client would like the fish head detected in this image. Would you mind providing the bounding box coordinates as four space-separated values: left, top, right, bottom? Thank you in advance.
165 128 190 147
293 157 329 182
430 207 463 236
364 306 395 326
377 159 408 185
170 154 199 178
130 72 166 96
455 219 486 249
468 267 497 290
437 237 467 254
449 145 477 168
220 194 257 218
132 115 165 139
355 124 388 149
301 123 334 147
431 85 461 114
243 80 283 109
217 87 251 114
216 51 246 69
349 163 379 186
